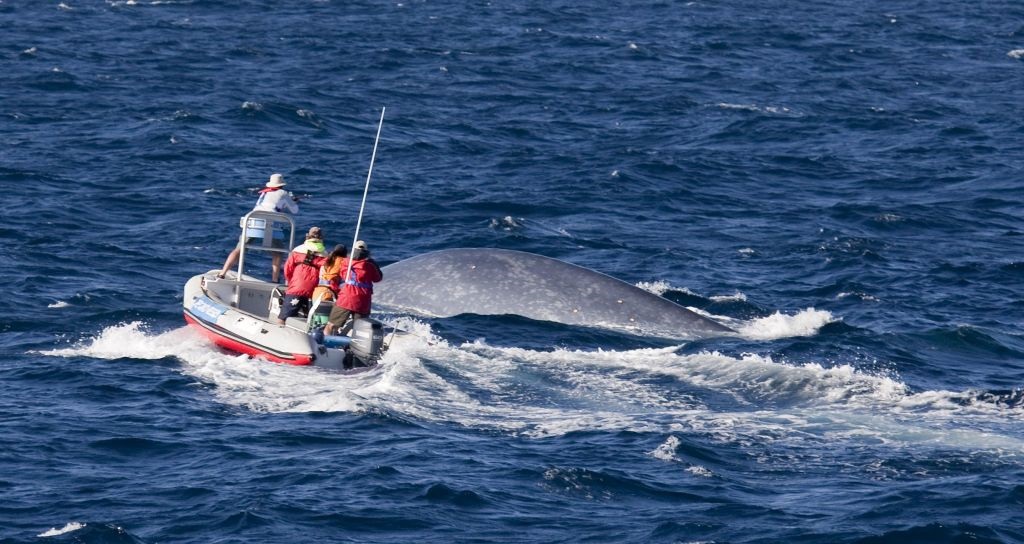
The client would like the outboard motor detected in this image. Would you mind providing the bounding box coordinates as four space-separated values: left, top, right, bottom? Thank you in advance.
346 318 385 368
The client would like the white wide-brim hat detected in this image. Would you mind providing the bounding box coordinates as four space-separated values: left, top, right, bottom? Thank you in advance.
266 173 286 188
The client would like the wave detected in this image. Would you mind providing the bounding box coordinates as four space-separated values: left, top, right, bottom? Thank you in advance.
234 101 328 130
731 307 836 340
38 522 85 538
633 279 833 339
38 521 145 542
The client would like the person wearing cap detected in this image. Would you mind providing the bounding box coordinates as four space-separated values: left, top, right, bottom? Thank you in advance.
277 226 327 324
324 240 383 335
218 173 300 281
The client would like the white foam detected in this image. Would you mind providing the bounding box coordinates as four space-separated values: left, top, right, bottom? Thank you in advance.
488 216 523 230
41 321 1024 451
837 292 879 302
648 435 681 461
735 308 835 340
1009 49 1024 59
41 322 379 413
717 102 759 111
39 522 85 537
687 465 713 478
875 213 903 223
710 291 747 302
47 301 70 309
635 280 696 297
715 102 795 116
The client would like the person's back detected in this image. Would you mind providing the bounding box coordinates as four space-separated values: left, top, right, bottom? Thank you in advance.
218 173 298 281
254 179 299 215
336 255 382 315
312 244 347 303
283 227 326 297
277 227 326 324
325 241 382 335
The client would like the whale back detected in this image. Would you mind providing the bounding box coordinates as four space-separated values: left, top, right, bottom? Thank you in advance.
375 248 734 339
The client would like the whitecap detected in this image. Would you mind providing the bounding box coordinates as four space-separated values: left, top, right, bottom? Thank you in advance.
47 301 70 309
716 102 759 112
735 307 834 340
837 292 879 302
1008 49 1024 59
710 291 747 302
488 216 523 230
39 522 85 537
635 280 672 295
686 465 713 477
648 435 681 461
874 213 903 223
635 280 696 297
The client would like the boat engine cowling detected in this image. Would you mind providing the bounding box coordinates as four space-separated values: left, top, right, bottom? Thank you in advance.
348 318 385 367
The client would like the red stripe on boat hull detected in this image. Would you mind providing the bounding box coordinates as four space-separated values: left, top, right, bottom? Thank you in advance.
184 312 314 366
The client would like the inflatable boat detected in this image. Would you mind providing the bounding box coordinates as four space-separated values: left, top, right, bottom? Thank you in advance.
182 210 386 371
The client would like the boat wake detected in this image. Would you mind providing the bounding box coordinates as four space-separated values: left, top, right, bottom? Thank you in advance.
42 320 1024 452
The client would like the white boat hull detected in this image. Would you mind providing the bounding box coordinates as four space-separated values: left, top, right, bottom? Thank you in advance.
183 271 353 369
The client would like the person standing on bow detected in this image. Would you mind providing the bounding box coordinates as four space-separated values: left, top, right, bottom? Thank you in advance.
324 240 382 336
218 173 300 281
277 226 327 324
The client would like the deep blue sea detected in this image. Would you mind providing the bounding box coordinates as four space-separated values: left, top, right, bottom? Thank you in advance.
2 1 1024 542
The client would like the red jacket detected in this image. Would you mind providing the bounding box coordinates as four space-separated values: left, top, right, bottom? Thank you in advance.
283 242 326 297
335 258 383 315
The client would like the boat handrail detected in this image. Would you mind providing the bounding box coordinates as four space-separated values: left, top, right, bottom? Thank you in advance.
235 210 296 282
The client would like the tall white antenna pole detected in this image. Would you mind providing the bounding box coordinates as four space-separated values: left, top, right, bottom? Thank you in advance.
345 107 385 283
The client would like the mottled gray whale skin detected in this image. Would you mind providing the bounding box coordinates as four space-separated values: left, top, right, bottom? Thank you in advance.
375 248 735 339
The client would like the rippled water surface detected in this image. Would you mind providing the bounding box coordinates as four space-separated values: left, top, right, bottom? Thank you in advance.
2 1 1023 543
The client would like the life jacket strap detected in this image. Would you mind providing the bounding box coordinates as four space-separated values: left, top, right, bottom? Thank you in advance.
345 278 373 290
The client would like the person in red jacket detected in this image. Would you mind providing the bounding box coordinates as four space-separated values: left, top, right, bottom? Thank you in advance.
278 226 326 324
324 240 382 335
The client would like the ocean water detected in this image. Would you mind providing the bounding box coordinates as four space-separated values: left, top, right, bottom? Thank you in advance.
2 1 1023 542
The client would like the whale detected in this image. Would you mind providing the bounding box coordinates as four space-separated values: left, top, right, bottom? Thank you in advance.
374 248 735 339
